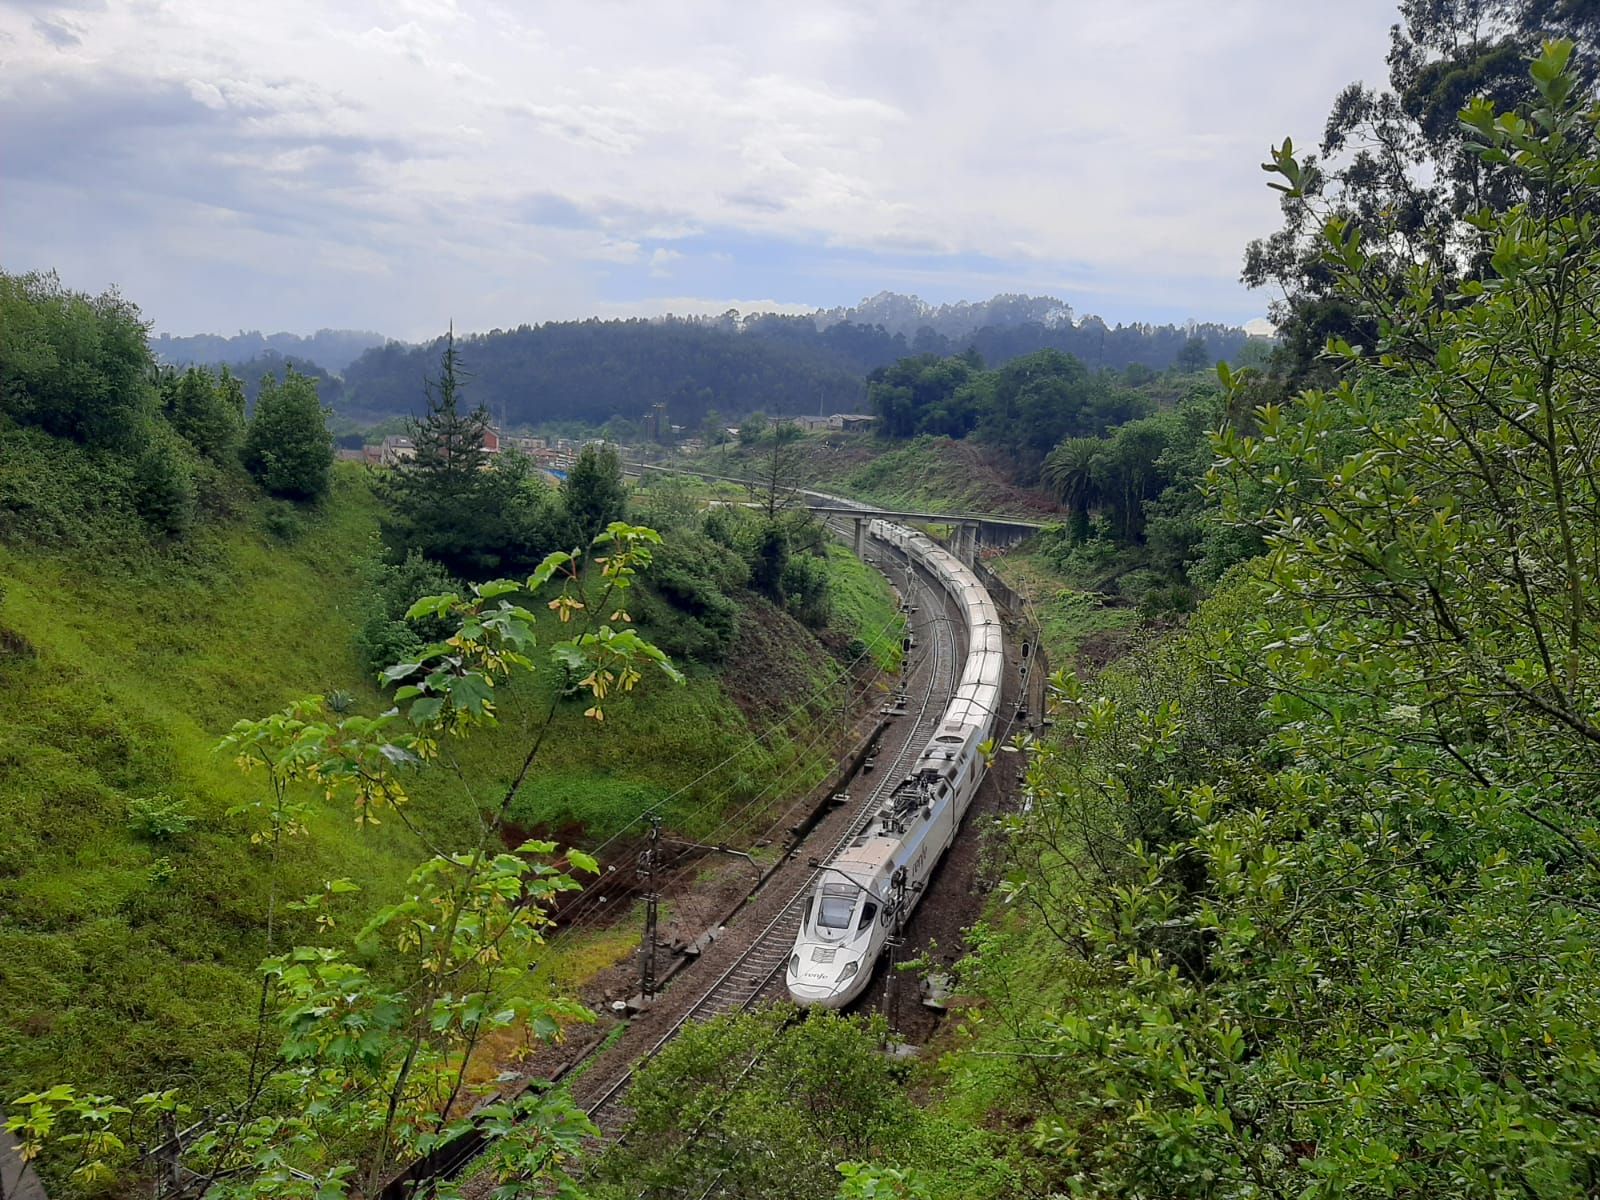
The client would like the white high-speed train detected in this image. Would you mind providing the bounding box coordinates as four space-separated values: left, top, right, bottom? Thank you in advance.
787 519 1004 1008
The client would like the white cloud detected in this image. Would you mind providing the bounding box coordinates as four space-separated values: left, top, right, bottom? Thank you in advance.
649 247 683 277
0 0 1400 336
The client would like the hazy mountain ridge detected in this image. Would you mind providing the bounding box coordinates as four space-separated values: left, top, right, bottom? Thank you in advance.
813 290 1077 339
151 328 387 373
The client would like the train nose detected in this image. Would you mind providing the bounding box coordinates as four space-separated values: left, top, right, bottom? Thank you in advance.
787 953 863 1007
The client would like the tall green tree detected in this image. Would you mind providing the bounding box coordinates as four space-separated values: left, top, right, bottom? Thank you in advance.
380 331 498 574
561 443 628 546
1175 335 1209 372
241 367 333 501
1042 436 1101 538
159 365 244 463
0 269 153 447
1243 0 1600 382
749 419 807 521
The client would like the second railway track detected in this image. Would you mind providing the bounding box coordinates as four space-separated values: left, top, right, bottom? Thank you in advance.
575 535 964 1131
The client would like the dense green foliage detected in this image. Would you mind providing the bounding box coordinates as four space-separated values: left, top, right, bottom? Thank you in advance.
1030 387 1262 611
354 549 460 677
158 364 245 464
0 270 153 447
950 42 1600 1199
1245 0 1600 383
864 347 1152 470
562 443 629 547
866 349 1151 481
596 1012 1002 1200
0 270 333 544
241 368 335 502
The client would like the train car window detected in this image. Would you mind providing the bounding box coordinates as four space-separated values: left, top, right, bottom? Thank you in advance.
857 903 878 931
818 882 857 932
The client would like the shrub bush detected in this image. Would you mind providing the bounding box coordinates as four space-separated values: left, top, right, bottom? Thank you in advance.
130 432 197 538
126 793 194 843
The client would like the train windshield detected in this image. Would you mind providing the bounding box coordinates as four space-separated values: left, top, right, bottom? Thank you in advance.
817 881 859 934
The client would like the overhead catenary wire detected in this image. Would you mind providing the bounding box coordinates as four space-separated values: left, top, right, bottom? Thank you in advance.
527 535 919 965
578 531 970 1192
569 582 912 867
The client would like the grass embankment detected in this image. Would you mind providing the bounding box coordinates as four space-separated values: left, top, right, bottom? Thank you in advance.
684 432 1059 516
823 543 905 671
0 464 898 1125
0 470 434 1107
986 542 1138 666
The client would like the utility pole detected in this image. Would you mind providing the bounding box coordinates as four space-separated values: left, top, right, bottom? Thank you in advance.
638 816 662 1001
882 866 909 1027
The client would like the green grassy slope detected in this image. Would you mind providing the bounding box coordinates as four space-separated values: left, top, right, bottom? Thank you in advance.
822 543 905 670
0 465 896 1118
0 471 424 1103
684 433 1062 516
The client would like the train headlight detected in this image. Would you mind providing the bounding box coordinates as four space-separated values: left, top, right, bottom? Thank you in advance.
789 953 799 976
839 960 859 982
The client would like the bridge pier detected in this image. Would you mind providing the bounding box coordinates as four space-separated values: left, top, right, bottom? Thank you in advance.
854 517 865 558
956 521 977 564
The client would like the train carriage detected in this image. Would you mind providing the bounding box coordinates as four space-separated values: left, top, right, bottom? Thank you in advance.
788 520 1002 1007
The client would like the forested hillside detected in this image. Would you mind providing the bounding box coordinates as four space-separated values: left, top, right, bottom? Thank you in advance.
19 5 1600 1197
335 302 1252 428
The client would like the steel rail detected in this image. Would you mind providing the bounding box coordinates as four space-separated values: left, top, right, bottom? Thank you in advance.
580 542 962 1127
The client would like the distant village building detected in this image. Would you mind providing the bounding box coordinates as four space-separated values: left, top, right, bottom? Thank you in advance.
644 402 670 444
379 435 416 466
829 414 877 432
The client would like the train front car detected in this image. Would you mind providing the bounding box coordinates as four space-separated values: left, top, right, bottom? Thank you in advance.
787 844 894 1008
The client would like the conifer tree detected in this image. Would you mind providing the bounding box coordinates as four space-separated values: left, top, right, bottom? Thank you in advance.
380 330 510 576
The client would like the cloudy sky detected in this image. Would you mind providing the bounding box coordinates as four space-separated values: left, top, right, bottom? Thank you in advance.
1 0 1399 340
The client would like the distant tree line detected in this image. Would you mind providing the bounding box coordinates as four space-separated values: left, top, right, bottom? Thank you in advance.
226 351 345 411
333 310 1253 430
866 348 1160 482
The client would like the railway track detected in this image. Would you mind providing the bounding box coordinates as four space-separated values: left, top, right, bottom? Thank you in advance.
578 537 963 1130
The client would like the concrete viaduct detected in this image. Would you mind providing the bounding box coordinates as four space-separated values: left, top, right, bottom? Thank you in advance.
801 501 1044 565
623 461 1050 564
